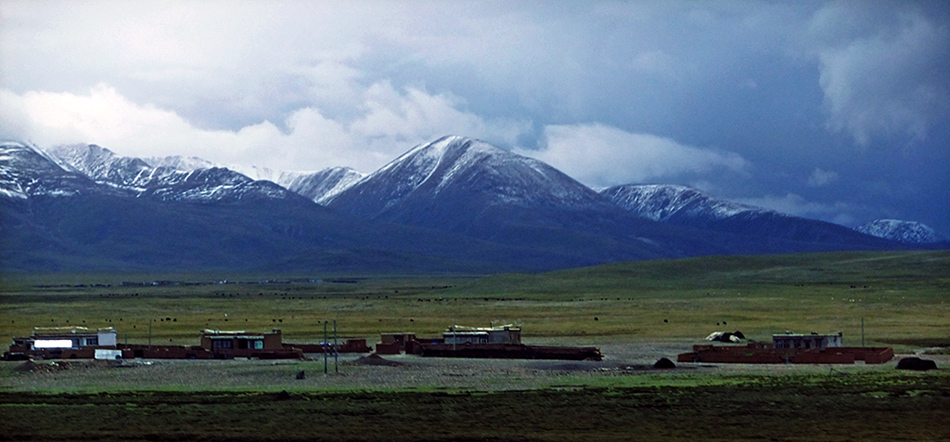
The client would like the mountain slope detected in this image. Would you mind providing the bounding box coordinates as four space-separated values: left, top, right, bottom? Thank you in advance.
285 167 366 204
45 143 152 189
855 219 944 244
0 141 557 273
600 184 756 224
326 136 764 266
601 184 896 246
1 142 105 199
2 137 927 274
143 155 216 171
44 144 300 204
143 153 365 205
326 135 613 217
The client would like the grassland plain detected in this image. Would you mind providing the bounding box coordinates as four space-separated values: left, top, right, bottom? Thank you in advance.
1 370 948 441
1 250 949 441
1 251 947 349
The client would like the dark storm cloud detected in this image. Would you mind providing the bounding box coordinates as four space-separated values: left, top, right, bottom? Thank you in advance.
1 0 947 233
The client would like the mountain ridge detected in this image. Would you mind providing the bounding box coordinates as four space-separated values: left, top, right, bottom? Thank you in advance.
1 137 932 273
855 219 944 244
600 183 899 246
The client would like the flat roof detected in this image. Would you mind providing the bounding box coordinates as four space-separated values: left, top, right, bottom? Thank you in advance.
446 325 520 332
32 326 115 336
208 335 264 339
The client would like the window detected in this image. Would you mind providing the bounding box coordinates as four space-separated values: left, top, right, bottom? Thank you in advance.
212 339 233 350
85 337 98 346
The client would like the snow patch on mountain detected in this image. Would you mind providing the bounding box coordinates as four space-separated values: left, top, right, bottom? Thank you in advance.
284 167 366 204
39 143 297 203
328 135 608 215
45 144 153 188
855 219 943 244
0 141 93 199
225 165 303 188
601 184 764 222
144 155 217 171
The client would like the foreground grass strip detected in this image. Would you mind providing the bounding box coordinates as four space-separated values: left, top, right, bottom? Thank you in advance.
2 373 949 442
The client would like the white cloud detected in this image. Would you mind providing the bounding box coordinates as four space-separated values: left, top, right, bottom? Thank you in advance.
807 167 839 187
0 83 529 173
809 2 950 145
736 193 857 226
517 123 748 188
352 83 529 149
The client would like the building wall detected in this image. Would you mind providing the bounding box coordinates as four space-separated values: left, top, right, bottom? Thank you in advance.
444 332 489 344
773 333 842 350
263 331 282 349
199 330 283 351
98 330 117 347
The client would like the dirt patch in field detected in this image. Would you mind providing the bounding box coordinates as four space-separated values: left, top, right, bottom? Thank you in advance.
13 360 55 373
12 359 146 374
922 347 950 355
13 360 92 373
533 362 596 372
344 353 405 367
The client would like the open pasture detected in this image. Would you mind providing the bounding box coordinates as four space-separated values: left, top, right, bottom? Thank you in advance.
1 251 949 441
1 367 949 441
1 251 947 351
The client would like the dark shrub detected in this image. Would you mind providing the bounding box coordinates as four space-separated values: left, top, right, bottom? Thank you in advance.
896 357 937 371
654 357 676 369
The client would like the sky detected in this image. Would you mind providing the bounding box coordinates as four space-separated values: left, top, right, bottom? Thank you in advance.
1 0 948 235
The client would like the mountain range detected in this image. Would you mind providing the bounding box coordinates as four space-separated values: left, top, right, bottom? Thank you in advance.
0 136 940 273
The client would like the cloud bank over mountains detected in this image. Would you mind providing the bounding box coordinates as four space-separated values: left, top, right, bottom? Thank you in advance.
1 0 947 234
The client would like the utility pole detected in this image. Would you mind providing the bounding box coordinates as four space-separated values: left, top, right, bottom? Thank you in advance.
148 319 152 349
333 320 338 374
861 317 865 347
323 321 328 374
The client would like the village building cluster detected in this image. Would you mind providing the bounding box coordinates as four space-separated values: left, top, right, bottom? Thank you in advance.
5 325 894 365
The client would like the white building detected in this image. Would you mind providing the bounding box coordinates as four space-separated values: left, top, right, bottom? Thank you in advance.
772 332 843 350
443 325 521 345
29 327 117 349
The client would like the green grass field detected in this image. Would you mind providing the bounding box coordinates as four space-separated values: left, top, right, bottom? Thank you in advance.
2 372 948 441
1 250 948 441
2 250 947 349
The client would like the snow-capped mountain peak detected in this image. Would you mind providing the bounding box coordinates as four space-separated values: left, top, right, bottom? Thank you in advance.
855 219 943 244
0 141 97 199
45 143 152 188
36 143 301 203
327 135 608 215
